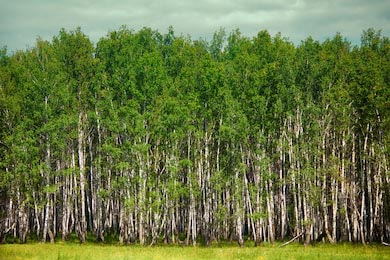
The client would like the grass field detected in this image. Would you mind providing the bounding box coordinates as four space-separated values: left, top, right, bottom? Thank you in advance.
1 242 389 260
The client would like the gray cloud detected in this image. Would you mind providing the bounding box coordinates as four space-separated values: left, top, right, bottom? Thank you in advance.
0 0 389 52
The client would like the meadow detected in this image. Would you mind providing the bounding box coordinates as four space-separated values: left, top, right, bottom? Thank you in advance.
1 242 389 260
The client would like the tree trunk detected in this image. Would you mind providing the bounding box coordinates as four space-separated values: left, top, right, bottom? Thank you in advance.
267 164 275 244
235 170 244 247
16 189 28 243
78 112 87 243
351 132 359 242
331 138 338 242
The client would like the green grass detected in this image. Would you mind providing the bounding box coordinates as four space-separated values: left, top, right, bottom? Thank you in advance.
0 242 389 260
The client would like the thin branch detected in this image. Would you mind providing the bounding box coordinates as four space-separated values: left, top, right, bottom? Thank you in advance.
279 232 303 248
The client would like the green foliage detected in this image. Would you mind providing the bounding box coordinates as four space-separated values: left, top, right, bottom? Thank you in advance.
1 26 389 245
97 189 110 200
43 184 59 194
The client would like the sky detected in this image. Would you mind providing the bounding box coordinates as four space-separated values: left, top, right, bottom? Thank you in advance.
0 0 389 52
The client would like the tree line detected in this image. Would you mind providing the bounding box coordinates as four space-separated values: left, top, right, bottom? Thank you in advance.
0 27 389 245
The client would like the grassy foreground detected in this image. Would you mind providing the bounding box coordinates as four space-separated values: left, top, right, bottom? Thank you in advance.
0 242 389 260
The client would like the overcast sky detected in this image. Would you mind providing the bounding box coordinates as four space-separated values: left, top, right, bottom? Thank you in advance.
1 0 389 52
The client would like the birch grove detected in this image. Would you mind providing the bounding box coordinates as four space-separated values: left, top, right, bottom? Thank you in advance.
0 27 389 245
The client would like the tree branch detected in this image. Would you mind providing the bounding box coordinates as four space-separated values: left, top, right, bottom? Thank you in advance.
279 232 303 248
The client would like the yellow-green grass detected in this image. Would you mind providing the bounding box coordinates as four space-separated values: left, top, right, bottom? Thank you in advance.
1 242 389 260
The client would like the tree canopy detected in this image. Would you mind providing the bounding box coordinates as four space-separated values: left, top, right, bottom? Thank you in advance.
0 27 389 245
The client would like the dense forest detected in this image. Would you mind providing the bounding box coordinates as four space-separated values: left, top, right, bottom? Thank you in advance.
0 27 389 246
